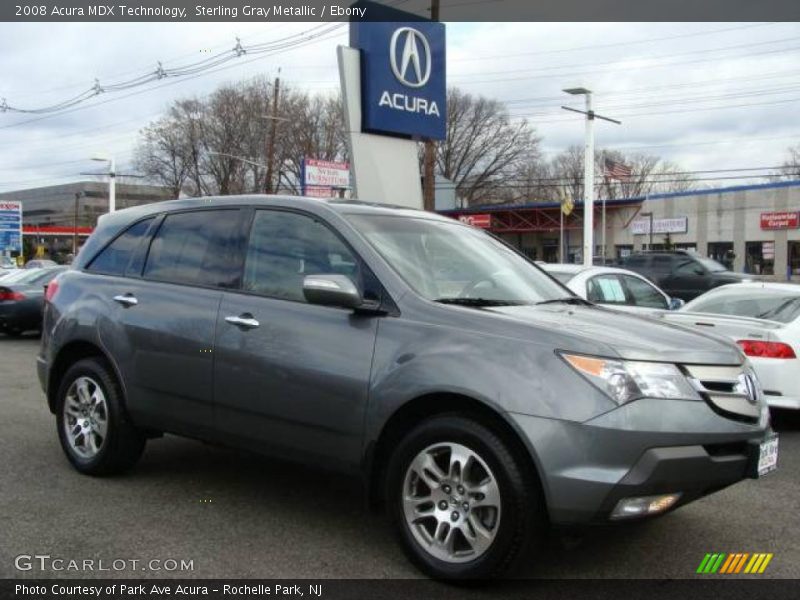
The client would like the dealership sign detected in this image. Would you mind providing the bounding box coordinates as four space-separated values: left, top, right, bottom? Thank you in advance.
458 214 492 229
350 21 446 140
631 216 688 235
760 211 799 230
301 158 350 198
0 201 22 254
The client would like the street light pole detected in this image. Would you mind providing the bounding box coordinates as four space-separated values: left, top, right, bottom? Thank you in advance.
91 154 116 213
562 89 620 266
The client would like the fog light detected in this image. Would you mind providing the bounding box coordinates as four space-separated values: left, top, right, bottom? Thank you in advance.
610 493 681 520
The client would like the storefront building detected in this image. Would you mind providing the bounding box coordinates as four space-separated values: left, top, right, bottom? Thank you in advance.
441 180 800 281
0 181 173 260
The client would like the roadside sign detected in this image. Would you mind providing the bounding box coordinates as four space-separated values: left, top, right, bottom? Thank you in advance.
0 201 22 255
301 158 350 198
760 211 799 230
458 214 492 229
631 216 688 235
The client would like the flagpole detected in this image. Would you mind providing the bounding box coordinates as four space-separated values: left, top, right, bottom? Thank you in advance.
559 205 564 263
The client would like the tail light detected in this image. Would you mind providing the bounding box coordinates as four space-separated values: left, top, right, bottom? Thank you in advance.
737 340 796 359
44 278 60 302
0 288 25 301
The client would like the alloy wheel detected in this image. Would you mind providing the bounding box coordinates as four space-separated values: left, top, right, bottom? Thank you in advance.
62 376 109 459
402 442 501 563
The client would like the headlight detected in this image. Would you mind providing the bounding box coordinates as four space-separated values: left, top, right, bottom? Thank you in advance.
560 353 701 405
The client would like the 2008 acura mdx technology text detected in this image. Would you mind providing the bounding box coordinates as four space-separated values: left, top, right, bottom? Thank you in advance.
38 196 778 580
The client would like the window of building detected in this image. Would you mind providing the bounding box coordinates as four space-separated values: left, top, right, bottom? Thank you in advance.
788 241 800 279
87 217 154 276
143 210 241 288
242 210 360 302
615 245 633 260
745 241 774 276
707 242 734 270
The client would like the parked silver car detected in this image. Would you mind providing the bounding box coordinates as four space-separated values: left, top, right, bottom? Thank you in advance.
39 196 776 579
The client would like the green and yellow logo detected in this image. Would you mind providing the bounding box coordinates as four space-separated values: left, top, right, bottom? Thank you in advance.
697 553 773 574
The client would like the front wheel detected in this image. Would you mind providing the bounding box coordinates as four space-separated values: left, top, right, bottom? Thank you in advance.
385 415 545 580
55 358 146 475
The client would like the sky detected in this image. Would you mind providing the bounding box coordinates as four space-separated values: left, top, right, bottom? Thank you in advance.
0 20 798 193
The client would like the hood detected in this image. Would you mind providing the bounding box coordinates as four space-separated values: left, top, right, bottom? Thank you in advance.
483 304 743 365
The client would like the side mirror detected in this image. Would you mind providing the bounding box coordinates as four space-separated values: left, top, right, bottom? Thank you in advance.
669 297 685 311
693 266 706 276
303 274 362 309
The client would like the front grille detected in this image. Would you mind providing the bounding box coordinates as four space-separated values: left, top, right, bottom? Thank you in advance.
682 364 760 423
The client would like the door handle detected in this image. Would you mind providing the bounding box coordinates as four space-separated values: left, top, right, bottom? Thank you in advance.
225 314 260 329
113 293 138 307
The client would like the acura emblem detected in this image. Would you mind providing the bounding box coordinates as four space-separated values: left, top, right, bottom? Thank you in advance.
389 27 431 88
736 373 758 405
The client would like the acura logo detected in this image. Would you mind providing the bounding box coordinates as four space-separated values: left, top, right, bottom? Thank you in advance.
736 373 759 405
389 27 431 88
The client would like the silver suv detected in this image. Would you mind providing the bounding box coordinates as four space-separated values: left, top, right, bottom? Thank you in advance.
38 196 776 579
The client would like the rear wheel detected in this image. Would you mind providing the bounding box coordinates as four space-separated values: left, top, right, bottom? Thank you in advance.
55 358 145 475
386 415 544 580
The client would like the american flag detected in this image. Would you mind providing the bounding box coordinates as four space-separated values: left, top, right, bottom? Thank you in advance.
604 159 633 180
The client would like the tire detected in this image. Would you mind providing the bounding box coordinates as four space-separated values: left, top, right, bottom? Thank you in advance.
55 357 146 475
385 414 545 580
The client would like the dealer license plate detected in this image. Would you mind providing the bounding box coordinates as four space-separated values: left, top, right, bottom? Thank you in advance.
757 435 779 477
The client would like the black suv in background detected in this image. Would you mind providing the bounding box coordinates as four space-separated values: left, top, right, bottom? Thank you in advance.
620 250 750 301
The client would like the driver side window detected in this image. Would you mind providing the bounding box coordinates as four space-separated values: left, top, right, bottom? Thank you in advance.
621 275 668 309
242 210 361 302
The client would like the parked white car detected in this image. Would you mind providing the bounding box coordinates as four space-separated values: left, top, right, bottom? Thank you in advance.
541 264 684 316
661 282 800 410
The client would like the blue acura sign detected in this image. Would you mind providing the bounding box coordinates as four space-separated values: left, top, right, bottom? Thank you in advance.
351 20 446 140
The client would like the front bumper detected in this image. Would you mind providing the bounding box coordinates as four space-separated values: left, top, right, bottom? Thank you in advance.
509 397 771 525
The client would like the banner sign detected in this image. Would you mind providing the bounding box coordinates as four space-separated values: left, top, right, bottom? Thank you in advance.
0 200 22 254
351 20 446 140
301 158 350 198
631 216 688 235
458 214 492 229
760 211 799 230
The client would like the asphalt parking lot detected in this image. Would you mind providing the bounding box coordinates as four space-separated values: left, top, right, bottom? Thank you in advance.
1 334 798 580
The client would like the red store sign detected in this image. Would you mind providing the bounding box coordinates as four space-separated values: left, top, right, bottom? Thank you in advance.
760 211 800 230
458 214 492 229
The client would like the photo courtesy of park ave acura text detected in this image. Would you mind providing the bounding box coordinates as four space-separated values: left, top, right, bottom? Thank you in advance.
1 0 799 594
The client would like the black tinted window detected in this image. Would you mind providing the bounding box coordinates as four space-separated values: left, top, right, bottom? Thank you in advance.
144 210 241 287
88 218 153 275
625 255 647 267
243 210 359 302
652 255 674 271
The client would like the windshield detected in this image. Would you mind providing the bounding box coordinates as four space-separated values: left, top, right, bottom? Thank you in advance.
347 215 569 304
694 255 727 272
546 271 575 285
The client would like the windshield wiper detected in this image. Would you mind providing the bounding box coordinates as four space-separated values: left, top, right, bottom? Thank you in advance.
535 296 591 306
434 297 526 307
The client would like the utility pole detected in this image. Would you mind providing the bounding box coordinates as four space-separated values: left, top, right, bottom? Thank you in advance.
422 0 440 212
265 69 281 194
73 192 81 255
562 89 620 266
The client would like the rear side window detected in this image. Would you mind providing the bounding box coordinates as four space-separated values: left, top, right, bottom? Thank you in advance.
143 209 241 288
586 274 627 304
624 255 647 267
88 218 154 276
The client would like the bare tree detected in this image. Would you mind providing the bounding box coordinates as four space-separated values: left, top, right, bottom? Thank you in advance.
135 76 348 197
771 144 800 180
547 146 698 203
435 87 541 206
